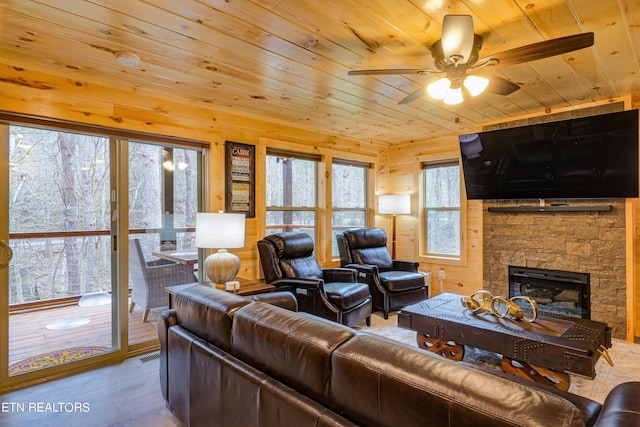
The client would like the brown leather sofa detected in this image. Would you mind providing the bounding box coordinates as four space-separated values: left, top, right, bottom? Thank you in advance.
158 285 640 427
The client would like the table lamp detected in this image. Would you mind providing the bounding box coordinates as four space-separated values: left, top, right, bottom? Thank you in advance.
195 212 246 288
378 194 410 259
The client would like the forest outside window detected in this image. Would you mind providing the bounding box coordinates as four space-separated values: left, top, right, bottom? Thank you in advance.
423 160 461 258
265 149 319 239
331 160 368 258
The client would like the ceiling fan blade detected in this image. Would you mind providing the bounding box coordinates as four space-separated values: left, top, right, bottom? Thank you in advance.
479 32 594 69
398 87 426 105
485 76 520 96
348 68 437 76
441 15 475 63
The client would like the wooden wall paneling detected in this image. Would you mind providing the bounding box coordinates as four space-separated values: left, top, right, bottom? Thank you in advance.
0 63 385 284
388 133 484 296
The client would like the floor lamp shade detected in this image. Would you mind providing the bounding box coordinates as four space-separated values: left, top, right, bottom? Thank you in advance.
196 212 246 285
378 194 410 259
378 194 411 215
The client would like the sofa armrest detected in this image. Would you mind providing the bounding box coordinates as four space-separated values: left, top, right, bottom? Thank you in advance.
392 260 419 272
593 382 640 426
249 291 298 311
158 308 178 401
322 267 357 283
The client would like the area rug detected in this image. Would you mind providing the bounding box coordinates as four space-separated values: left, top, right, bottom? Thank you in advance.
363 313 640 404
9 346 111 375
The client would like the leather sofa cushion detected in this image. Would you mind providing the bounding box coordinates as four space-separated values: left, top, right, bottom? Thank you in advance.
189 339 358 427
330 333 586 427
342 227 387 249
342 228 394 270
231 302 355 407
280 255 324 280
352 247 394 270
379 270 427 291
175 285 251 352
324 282 371 309
264 233 325 280
265 232 315 259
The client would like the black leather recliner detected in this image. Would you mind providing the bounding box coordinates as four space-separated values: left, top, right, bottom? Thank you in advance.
337 227 428 319
257 232 372 327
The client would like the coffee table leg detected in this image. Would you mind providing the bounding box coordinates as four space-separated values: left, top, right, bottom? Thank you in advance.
501 357 570 391
417 333 465 361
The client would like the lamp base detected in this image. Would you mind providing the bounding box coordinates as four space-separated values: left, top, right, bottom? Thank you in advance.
204 249 240 286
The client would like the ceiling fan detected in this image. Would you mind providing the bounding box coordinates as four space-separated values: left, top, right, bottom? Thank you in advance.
348 15 594 105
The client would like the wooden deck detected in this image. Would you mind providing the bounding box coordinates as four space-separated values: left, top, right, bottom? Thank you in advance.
8 300 159 367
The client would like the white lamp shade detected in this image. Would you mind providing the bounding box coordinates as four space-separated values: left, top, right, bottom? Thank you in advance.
463 75 489 97
427 78 450 100
195 212 246 249
443 87 463 105
378 194 411 215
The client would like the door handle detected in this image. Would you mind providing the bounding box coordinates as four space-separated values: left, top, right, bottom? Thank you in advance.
0 240 13 269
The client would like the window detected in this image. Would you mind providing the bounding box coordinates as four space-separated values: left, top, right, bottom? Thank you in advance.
265 150 318 238
331 161 368 257
423 160 461 257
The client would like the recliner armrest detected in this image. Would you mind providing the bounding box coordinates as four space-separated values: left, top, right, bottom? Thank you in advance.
345 263 378 275
271 277 323 290
322 267 357 283
392 260 419 272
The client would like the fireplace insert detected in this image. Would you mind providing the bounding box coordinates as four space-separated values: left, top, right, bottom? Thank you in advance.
508 266 590 319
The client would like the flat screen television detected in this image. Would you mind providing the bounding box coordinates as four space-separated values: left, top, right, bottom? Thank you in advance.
458 109 639 200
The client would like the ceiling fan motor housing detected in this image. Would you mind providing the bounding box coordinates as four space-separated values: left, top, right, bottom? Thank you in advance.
431 34 483 70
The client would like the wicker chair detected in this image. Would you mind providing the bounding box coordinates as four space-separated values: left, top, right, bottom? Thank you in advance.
129 239 196 322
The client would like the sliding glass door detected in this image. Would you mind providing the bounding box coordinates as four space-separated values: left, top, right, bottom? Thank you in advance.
3 124 116 378
0 121 204 386
127 142 200 346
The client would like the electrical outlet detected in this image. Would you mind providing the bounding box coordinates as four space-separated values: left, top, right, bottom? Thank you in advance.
438 269 445 280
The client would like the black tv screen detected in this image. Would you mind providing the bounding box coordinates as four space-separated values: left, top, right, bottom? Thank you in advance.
459 109 639 200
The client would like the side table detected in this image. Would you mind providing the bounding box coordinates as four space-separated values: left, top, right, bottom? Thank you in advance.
165 278 275 309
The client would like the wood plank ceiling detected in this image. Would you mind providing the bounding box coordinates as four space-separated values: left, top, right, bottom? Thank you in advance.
0 0 639 145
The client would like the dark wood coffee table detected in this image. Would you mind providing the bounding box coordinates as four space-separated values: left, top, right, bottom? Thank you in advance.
398 293 612 389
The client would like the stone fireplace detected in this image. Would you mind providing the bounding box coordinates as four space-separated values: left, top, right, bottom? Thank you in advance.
483 199 627 339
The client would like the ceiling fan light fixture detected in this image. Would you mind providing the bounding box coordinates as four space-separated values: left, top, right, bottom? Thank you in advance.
441 15 475 64
443 87 463 105
427 77 451 100
463 75 489 96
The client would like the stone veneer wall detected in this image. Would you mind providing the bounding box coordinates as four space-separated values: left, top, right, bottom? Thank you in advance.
483 199 627 339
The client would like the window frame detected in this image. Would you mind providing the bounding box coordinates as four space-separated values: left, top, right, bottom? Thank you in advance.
421 159 467 264
330 159 370 259
264 148 320 239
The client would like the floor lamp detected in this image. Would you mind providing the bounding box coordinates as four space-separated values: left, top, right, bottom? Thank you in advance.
378 194 411 259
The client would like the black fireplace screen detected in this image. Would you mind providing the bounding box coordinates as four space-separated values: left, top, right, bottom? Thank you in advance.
508 266 590 319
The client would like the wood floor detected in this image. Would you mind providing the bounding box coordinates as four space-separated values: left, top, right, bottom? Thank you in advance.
0 352 181 427
9 300 159 366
